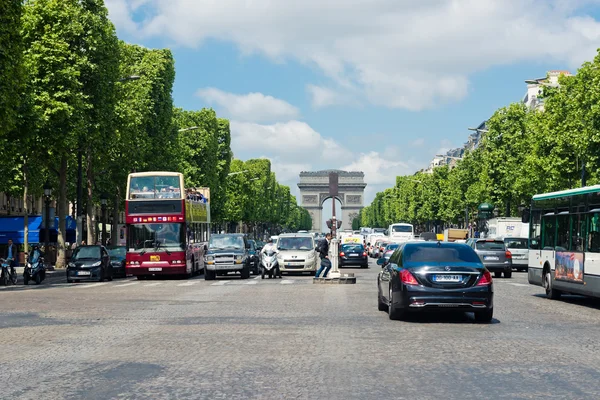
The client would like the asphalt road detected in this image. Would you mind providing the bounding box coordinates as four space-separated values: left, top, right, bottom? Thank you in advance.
1 259 600 399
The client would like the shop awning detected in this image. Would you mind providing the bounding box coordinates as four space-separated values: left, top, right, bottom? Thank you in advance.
0 216 76 244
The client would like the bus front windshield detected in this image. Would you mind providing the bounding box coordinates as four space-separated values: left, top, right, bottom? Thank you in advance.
128 223 185 252
129 175 182 200
392 225 413 233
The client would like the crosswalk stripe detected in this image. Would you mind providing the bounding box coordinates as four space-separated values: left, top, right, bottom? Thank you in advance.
74 282 109 289
508 283 529 287
253 276 261 280
144 282 163 287
114 282 139 288
244 280 258 285
281 280 294 284
211 280 230 286
177 281 197 287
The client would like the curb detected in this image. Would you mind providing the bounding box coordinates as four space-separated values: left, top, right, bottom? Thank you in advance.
313 273 357 284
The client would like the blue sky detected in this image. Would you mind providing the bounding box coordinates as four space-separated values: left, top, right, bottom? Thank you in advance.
106 0 600 229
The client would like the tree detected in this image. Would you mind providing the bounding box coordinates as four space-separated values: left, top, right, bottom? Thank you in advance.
211 118 233 224
0 0 23 138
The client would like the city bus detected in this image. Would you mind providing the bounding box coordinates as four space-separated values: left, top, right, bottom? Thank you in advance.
526 185 600 300
125 172 210 279
387 223 414 243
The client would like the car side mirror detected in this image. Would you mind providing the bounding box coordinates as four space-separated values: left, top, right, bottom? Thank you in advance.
376 258 385 266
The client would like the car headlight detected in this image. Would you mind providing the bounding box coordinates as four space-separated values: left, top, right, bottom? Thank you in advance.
68 263 75 268
236 255 242 261
91 261 101 267
205 255 214 261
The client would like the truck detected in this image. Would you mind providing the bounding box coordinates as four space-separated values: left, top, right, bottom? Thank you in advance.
485 218 526 239
443 228 469 242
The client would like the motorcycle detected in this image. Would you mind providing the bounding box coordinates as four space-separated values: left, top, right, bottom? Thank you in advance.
23 249 46 285
260 249 281 279
0 258 18 286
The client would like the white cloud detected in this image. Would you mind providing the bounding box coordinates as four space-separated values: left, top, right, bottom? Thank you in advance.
411 138 425 147
306 84 354 108
196 88 300 123
107 0 600 110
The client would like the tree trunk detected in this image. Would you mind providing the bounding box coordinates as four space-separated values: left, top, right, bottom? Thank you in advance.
86 149 95 245
23 159 29 254
111 187 119 246
56 155 68 269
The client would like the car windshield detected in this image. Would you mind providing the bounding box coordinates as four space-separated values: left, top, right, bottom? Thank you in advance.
404 245 481 263
341 244 364 252
209 235 245 250
128 223 186 252
72 246 101 260
476 241 506 251
277 237 313 251
392 225 412 233
108 247 126 259
504 238 528 249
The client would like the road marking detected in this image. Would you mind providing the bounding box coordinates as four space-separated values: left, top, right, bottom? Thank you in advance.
211 280 230 286
244 280 258 285
508 283 529 287
114 282 139 288
74 282 109 289
281 280 294 284
253 276 261 280
144 282 163 287
177 281 197 287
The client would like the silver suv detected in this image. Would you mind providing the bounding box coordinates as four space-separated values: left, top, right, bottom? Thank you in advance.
276 233 318 275
503 237 528 272
469 239 513 278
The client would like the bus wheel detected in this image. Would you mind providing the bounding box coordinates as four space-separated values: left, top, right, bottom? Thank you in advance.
544 269 561 300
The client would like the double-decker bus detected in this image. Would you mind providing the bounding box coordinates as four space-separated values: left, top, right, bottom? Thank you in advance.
526 185 600 300
125 172 210 279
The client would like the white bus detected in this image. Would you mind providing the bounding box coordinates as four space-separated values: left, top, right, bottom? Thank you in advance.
387 223 414 243
526 185 600 300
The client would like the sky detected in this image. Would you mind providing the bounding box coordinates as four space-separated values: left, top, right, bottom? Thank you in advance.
106 0 600 226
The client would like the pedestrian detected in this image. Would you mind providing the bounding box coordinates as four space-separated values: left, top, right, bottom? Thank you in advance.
3 238 18 277
315 233 332 278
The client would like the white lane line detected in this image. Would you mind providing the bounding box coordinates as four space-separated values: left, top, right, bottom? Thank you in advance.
253 276 261 280
74 282 109 289
244 280 258 285
280 280 294 284
177 281 197 287
508 283 529 287
144 282 163 287
211 280 230 286
114 282 139 288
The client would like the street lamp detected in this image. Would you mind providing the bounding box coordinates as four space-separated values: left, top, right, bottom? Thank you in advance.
178 126 199 133
227 170 249 176
468 127 489 133
100 194 108 246
43 180 52 263
118 75 140 82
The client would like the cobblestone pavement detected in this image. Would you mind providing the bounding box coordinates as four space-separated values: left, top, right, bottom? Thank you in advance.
1 260 600 399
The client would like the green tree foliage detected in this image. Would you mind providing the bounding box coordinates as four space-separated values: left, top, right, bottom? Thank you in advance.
0 0 23 139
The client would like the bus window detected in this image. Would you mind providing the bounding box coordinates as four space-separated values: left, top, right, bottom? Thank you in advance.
529 210 541 249
541 214 556 250
587 212 600 253
572 213 585 252
556 214 570 250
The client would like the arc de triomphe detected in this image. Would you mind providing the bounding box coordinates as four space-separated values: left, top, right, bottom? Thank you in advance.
298 170 367 232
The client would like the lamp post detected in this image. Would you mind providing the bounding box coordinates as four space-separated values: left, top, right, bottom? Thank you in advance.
43 180 52 265
101 194 108 246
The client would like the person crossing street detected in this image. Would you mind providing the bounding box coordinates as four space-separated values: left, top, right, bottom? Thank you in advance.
315 233 332 278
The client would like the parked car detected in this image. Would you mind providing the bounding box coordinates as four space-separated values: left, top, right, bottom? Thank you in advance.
107 246 126 277
67 245 114 283
276 233 318 275
377 241 494 322
503 237 528 272
204 234 251 280
468 239 512 278
339 243 368 268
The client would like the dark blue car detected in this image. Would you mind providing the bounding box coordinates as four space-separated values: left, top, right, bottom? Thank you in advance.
377 241 494 322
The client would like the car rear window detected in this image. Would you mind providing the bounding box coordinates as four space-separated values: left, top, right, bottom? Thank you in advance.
341 244 364 252
403 245 481 263
476 240 506 251
504 238 528 249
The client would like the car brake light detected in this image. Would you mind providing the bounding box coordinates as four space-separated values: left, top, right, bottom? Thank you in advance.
505 251 512 259
340 252 345 257
400 269 418 285
362 252 367 256
477 270 493 286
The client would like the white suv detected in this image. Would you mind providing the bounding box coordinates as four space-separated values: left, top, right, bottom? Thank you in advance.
276 233 318 275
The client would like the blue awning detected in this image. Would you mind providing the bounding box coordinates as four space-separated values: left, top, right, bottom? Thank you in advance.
0 216 76 244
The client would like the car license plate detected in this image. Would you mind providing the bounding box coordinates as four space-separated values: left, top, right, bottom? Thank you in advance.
148 267 162 272
150 255 160 262
433 274 461 282
349 253 358 257
484 256 499 261
77 271 91 276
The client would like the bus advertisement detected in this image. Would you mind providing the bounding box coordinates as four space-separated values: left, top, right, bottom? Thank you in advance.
526 184 600 300
125 172 210 279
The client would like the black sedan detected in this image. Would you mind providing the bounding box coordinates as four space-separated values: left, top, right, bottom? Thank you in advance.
339 244 368 268
107 246 127 278
67 245 114 283
377 241 493 322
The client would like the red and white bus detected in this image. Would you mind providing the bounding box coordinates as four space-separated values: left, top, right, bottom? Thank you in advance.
125 171 210 279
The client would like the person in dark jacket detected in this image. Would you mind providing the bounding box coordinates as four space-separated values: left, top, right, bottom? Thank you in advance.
315 233 332 278
4 238 18 276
